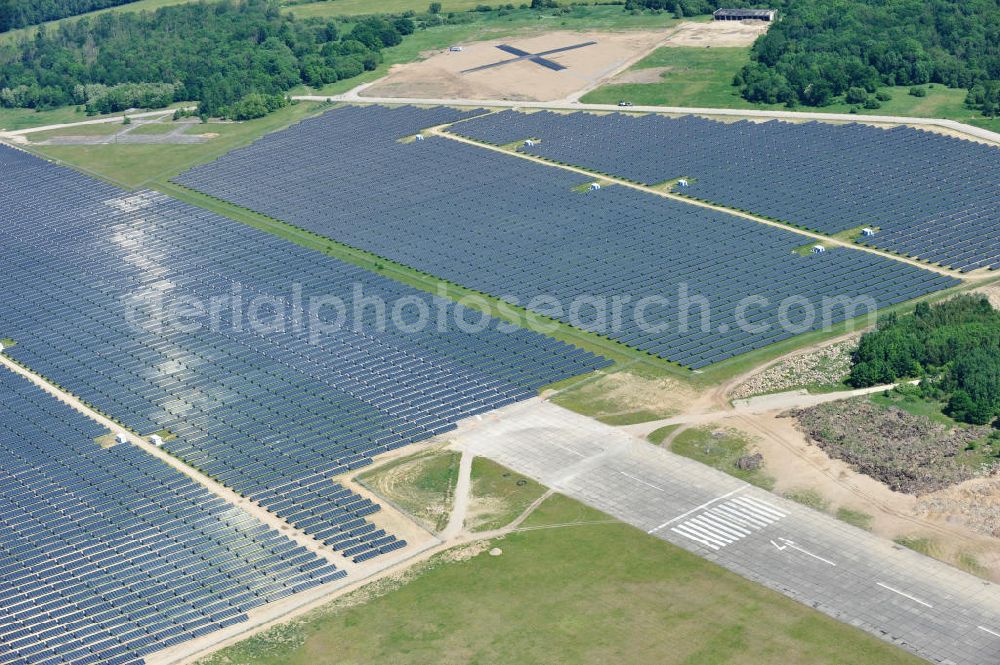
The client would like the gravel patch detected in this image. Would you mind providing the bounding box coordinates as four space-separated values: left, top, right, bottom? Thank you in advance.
731 339 857 400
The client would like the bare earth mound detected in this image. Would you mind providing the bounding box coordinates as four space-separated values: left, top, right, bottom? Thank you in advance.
362 29 669 102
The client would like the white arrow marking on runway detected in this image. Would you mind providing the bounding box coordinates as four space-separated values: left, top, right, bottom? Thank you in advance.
769 538 836 566
618 471 664 492
978 626 1000 638
876 582 933 608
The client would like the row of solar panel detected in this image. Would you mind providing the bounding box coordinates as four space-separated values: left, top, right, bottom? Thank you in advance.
0 142 608 531
0 139 609 664
174 105 959 369
0 367 344 665
445 109 999 272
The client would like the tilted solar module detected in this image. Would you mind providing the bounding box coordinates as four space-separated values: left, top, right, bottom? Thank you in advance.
0 144 609 568
0 367 344 665
446 110 1000 272
174 105 960 368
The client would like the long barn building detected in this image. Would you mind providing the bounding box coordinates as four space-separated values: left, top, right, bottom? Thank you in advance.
713 8 776 21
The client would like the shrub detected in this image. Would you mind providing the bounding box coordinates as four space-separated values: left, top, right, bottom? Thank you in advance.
845 86 869 104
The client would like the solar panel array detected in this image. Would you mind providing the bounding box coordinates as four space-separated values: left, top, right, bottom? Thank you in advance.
0 145 607 569
0 367 344 665
446 110 1000 272
175 105 959 368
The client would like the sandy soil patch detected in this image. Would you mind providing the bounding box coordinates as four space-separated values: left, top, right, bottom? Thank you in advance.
973 283 1000 309
362 29 670 102
463 495 507 532
725 411 1000 579
660 19 769 48
919 478 1000 539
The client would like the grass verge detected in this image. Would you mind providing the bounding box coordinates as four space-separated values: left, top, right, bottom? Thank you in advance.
783 488 829 512
835 508 873 531
648 423 682 445
894 536 936 557
670 425 774 490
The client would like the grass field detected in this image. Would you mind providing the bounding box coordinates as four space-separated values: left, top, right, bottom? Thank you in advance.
29 102 330 188
581 46 1000 131
125 121 190 135
670 426 774 490
359 449 460 531
550 379 681 426
0 106 153 132
198 492 923 665
582 47 753 108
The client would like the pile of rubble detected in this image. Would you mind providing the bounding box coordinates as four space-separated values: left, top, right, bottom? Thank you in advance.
791 398 993 494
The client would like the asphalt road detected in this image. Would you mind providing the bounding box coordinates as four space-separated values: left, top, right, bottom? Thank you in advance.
458 399 1000 665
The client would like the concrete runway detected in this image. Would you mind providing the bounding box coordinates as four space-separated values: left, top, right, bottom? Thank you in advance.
457 399 1000 665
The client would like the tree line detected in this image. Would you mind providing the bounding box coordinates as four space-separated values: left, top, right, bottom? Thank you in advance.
848 296 1000 426
626 0 1000 117
0 0 144 33
735 0 1000 115
0 0 413 118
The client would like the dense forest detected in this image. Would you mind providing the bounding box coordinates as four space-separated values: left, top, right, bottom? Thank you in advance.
0 0 412 118
0 0 143 33
735 0 1000 114
848 296 1000 426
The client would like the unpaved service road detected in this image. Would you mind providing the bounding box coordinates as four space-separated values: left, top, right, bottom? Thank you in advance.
456 399 1000 665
